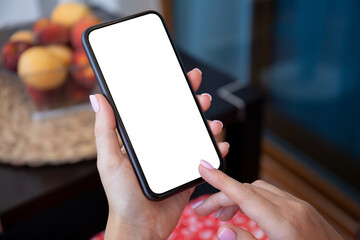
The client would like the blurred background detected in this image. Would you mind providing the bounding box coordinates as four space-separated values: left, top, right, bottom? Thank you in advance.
0 0 359 239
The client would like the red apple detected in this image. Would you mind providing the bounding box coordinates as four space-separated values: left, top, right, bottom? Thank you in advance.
35 22 69 45
1 41 33 71
71 49 96 88
71 15 101 49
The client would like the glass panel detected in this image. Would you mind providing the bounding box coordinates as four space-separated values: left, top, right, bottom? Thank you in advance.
173 0 253 84
263 0 360 164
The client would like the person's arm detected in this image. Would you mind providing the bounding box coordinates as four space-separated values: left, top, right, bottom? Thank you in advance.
105 214 159 240
193 160 344 240
90 68 230 239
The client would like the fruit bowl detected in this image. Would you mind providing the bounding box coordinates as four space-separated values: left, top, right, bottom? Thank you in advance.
0 42 99 120
0 2 104 120
0 4 120 166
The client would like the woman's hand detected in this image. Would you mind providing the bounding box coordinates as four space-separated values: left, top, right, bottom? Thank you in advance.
192 160 343 240
90 68 230 239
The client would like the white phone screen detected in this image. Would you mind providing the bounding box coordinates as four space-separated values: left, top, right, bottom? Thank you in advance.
88 13 220 194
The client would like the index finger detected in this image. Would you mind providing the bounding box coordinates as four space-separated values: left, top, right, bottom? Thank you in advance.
198 161 279 224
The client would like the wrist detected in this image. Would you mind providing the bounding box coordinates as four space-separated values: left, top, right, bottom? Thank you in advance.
105 213 160 240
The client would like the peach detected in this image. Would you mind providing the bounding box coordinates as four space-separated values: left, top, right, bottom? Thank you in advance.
35 22 69 45
71 49 96 88
47 44 73 66
71 15 101 49
9 30 35 44
1 41 33 72
51 2 91 28
18 46 67 90
33 18 51 32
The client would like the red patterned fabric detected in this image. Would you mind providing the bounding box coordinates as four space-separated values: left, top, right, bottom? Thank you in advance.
90 195 269 240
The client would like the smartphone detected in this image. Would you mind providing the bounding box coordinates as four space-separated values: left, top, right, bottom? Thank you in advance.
82 11 223 200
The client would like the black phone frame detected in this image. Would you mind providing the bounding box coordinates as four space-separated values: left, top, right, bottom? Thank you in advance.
82 10 223 200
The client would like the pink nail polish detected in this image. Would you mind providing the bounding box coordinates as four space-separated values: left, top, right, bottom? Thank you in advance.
201 93 212 101
196 68 202 75
191 200 204 209
215 208 223 218
214 120 224 128
200 159 214 170
218 227 236 240
89 95 99 112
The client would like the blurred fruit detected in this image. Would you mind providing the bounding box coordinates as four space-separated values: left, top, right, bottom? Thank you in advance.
1 41 33 71
35 22 69 45
51 2 91 28
9 30 35 44
33 18 51 32
47 44 73 66
71 15 101 49
66 79 92 102
18 46 67 90
2 3 100 107
26 85 63 106
71 49 96 88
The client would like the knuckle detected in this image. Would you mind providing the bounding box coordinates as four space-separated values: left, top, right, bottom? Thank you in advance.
293 199 310 209
94 126 112 139
217 171 229 184
241 183 257 199
297 200 312 213
214 172 234 191
252 179 266 186
94 125 103 138
287 199 312 220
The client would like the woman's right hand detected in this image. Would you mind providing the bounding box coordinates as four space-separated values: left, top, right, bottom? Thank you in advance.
192 160 343 240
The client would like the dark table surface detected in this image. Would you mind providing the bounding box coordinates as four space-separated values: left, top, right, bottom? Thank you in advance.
0 50 239 232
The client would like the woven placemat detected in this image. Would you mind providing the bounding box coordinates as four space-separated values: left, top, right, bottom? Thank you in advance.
0 73 97 167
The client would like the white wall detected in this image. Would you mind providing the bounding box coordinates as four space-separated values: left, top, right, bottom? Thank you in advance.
0 0 162 27
0 0 42 27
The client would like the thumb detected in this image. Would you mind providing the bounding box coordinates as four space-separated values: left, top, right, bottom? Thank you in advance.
90 94 123 169
217 224 256 240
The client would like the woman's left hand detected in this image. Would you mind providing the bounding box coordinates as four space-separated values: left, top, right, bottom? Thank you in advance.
91 68 230 239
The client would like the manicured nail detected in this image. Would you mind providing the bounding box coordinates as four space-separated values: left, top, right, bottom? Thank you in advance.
214 120 223 128
89 95 99 112
225 142 230 148
202 93 212 101
195 68 202 75
215 208 223 218
120 146 127 153
191 200 204 209
218 227 236 240
200 159 214 170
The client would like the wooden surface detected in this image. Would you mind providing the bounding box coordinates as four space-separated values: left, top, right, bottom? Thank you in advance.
260 137 360 240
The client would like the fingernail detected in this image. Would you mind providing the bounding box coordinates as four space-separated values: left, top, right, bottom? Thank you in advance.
225 142 230 148
120 146 127 153
218 227 236 240
200 159 214 170
195 68 202 75
215 208 223 218
89 95 99 112
214 120 223 128
202 93 212 101
191 200 204 209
